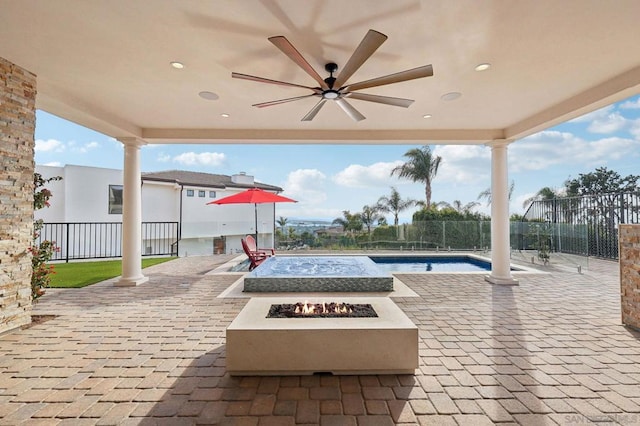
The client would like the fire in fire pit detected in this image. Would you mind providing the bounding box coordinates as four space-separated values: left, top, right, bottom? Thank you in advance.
267 301 378 318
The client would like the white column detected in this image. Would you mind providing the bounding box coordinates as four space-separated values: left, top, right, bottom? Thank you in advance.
485 140 519 285
115 138 149 287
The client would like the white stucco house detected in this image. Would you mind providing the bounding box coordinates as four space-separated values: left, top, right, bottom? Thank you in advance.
35 164 284 257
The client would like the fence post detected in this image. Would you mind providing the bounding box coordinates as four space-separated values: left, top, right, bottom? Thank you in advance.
65 223 70 263
175 223 179 257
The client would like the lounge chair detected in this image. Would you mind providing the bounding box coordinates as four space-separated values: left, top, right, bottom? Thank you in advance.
241 238 269 271
244 235 275 256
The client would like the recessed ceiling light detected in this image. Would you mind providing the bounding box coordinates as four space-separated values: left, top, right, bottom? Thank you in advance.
198 91 219 101
441 92 462 101
170 61 184 69
423 114 432 119
475 63 491 71
221 113 230 118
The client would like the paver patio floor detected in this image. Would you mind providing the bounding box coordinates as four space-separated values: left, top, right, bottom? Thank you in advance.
1 253 639 425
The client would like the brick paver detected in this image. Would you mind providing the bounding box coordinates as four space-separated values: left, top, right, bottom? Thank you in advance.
1 253 639 425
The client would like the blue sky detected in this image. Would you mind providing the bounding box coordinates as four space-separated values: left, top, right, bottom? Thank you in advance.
35 95 640 223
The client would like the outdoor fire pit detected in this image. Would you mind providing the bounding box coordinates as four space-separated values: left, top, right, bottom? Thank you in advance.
266 301 378 318
226 297 418 375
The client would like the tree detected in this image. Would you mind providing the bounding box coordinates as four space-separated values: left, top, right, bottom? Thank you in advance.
522 187 561 208
521 186 566 223
477 180 515 206
438 200 480 214
564 167 640 196
332 210 363 234
391 146 442 209
376 187 416 226
30 173 62 301
360 204 385 235
276 216 288 233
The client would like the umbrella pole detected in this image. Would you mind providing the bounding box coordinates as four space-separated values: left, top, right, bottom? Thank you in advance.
254 203 258 243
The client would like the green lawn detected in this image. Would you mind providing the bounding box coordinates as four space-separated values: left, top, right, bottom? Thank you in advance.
49 257 177 288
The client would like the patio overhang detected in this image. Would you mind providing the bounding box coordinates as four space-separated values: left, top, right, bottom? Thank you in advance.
1 1 639 145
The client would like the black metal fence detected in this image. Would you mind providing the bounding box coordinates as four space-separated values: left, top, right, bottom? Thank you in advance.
523 192 640 259
37 222 179 262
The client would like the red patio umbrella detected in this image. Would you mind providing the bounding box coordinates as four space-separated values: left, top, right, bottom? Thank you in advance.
207 188 296 241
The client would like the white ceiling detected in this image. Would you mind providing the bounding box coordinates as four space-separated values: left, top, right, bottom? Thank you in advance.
2 0 640 145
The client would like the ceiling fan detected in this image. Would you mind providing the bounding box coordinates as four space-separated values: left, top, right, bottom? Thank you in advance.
232 29 433 122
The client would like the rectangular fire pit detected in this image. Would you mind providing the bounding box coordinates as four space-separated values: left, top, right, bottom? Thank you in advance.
243 256 393 292
226 297 418 375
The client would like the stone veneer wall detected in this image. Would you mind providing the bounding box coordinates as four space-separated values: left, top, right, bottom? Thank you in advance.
0 57 36 334
620 224 640 331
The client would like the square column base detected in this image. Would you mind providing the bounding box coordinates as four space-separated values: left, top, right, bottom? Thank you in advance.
115 276 149 287
485 274 519 285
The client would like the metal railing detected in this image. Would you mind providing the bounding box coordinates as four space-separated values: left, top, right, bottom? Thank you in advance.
36 222 179 262
524 192 640 259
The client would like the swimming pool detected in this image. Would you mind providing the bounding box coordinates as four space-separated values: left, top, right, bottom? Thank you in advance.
369 255 493 272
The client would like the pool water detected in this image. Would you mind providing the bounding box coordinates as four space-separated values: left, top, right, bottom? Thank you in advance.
369 256 492 272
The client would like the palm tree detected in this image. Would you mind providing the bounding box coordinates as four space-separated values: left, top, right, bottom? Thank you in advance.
477 180 515 206
391 146 442 209
360 204 385 235
522 187 560 208
276 216 288 233
522 186 566 223
439 200 480 214
332 210 363 234
377 187 416 226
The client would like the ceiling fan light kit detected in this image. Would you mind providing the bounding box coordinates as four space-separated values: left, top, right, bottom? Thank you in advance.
232 29 434 122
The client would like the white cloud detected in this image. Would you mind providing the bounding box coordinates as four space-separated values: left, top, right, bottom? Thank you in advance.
568 104 614 123
620 98 640 109
42 161 62 167
107 137 123 150
432 145 491 183
513 130 639 172
76 141 100 153
332 161 403 188
35 138 64 152
172 151 226 166
157 153 171 163
586 111 628 134
630 118 640 140
283 169 327 205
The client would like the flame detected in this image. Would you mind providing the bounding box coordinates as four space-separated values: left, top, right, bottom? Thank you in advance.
293 301 353 315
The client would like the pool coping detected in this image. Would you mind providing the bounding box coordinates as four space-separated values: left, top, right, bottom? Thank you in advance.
231 252 546 275
208 252 547 299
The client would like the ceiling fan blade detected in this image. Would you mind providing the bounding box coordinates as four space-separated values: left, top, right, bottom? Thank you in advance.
344 65 433 92
253 94 319 108
268 36 329 90
344 92 414 108
301 99 327 121
232 72 321 92
333 29 387 89
335 98 365 122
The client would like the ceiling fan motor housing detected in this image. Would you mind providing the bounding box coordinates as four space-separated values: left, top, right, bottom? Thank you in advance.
232 30 433 121
324 62 339 90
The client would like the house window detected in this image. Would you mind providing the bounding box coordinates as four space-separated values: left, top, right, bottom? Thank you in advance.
209 191 216 198
186 189 194 197
198 190 206 197
108 185 123 214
